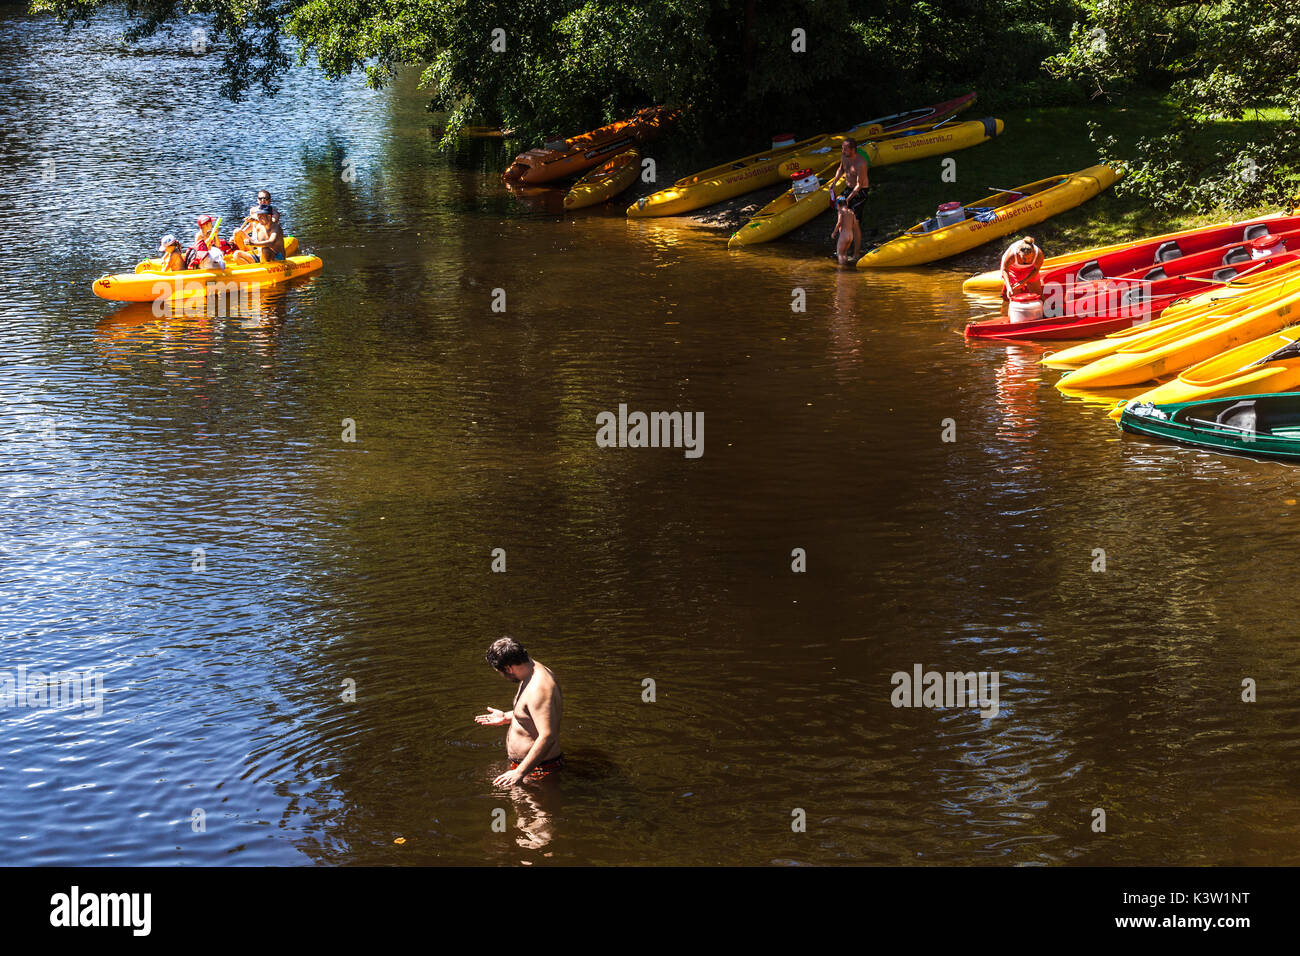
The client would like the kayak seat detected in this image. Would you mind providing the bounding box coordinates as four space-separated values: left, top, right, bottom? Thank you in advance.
1154 240 1183 263
1243 223 1272 242
1143 266 1167 281
1077 260 1105 282
1221 245 1251 265
1212 267 1240 283
1121 286 1147 306
1215 400 1268 434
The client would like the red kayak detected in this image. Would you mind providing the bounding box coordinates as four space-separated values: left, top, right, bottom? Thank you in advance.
966 251 1300 341
1036 214 1300 290
848 90 978 135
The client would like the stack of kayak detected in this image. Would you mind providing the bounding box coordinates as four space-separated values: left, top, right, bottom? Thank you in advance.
503 105 681 209
627 93 989 233
999 214 1300 460
728 116 1004 248
962 213 1300 292
965 240 1300 341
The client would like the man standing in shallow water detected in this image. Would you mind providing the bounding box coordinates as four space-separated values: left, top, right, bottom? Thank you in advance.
475 638 564 787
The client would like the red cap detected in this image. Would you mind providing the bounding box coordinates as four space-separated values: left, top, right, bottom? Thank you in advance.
1250 233 1280 249
197 214 214 227
789 168 812 179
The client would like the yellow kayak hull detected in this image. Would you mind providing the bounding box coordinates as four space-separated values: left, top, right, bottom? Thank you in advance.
626 132 846 217
1111 326 1300 418
94 254 324 302
1042 261 1300 369
726 119 1005 246
627 114 997 219
564 149 640 209
727 161 841 248
962 212 1291 293
1057 287 1300 389
859 163 1120 268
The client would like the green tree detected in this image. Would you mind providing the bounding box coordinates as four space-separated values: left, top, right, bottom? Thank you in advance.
33 0 1088 144
1048 0 1300 211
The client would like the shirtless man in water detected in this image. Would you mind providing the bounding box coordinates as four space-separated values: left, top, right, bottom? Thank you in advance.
829 136 870 214
475 637 564 787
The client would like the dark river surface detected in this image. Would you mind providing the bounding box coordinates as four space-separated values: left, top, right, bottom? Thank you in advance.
3 10 1299 866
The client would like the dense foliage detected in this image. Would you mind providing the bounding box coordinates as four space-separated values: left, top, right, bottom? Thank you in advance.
32 0 1086 141
1048 0 1300 211
29 0 1300 209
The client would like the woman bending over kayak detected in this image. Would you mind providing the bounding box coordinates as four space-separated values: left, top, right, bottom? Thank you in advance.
1001 236 1044 297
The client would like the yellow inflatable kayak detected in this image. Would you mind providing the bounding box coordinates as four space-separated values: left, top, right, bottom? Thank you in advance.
627 98 981 219
727 161 840 248
94 254 323 302
1043 260 1300 369
1056 286 1300 390
627 125 876 218
564 149 640 209
1112 326 1300 418
962 212 1292 293
858 164 1120 268
727 119 1005 247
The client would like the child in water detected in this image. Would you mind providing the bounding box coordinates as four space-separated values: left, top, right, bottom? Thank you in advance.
830 194 861 265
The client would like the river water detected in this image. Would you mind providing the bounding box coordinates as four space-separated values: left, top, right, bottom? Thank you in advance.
2 9 1299 866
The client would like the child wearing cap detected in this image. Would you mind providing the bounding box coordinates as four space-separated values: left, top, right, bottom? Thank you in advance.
157 235 185 272
193 214 218 252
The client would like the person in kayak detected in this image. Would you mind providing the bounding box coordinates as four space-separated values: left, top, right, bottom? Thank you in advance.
191 242 226 271
1001 236 1044 297
232 192 279 253
829 137 870 221
475 637 564 786
157 235 186 272
193 214 219 251
830 193 861 264
255 189 280 226
244 206 286 262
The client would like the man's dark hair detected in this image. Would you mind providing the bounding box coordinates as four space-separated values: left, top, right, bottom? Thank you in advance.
843 137 857 149
485 637 530 671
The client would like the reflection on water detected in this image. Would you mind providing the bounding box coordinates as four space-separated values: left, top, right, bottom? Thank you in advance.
3 9 1300 867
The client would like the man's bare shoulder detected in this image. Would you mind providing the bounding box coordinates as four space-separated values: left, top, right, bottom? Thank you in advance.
526 662 560 697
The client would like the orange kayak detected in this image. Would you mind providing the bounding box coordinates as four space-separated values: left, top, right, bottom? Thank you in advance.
503 106 681 184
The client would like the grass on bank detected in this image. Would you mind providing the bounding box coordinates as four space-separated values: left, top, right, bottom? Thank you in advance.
849 95 1289 264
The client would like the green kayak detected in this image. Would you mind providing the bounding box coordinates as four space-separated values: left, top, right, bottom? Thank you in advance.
1118 392 1300 460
